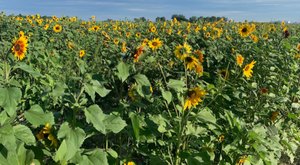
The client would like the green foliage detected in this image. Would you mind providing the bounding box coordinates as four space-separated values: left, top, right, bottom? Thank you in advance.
0 13 299 165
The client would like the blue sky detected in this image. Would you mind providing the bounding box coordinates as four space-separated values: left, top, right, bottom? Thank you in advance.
0 0 299 22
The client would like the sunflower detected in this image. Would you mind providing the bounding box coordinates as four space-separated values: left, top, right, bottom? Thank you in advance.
269 24 276 32
148 38 162 51
149 26 156 33
237 155 248 165
92 25 100 31
184 87 206 110
12 35 28 61
44 24 49 30
297 43 300 51
36 123 58 147
19 31 25 38
142 38 149 46
79 50 85 58
128 84 138 101
205 32 210 38
194 50 204 63
218 135 225 143
236 54 244 67
238 24 251 38
185 56 203 75
113 38 119 45
166 28 172 35
250 34 258 43
262 33 268 40
124 161 135 165
68 41 75 49
112 25 118 31
174 42 192 60
135 32 141 38
53 24 62 33
211 27 222 39
243 60 256 79
270 111 279 122
121 42 127 53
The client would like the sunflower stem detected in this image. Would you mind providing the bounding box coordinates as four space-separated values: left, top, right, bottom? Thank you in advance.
158 62 179 117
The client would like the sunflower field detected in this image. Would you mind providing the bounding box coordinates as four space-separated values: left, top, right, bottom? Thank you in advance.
0 13 300 165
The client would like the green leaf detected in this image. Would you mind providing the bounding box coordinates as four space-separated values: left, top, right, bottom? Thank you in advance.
52 82 67 97
14 63 43 78
84 105 106 134
197 108 216 124
106 148 118 159
134 74 150 86
167 79 185 92
57 122 86 161
85 81 111 102
134 74 151 97
84 84 95 102
116 61 130 82
24 104 54 127
0 124 16 151
54 140 68 164
130 113 140 141
87 149 108 165
91 80 111 97
0 87 22 116
13 125 35 145
104 114 127 134
185 121 207 137
160 88 172 104
0 111 14 126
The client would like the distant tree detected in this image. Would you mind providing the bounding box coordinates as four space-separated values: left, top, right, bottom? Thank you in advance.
171 14 188 22
134 17 146 22
189 16 198 22
155 17 166 22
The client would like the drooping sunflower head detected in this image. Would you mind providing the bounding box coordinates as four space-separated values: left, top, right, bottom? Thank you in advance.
243 60 256 79
219 69 229 80
174 42 192 60
53 24 62 33
44 24 49 30
36 123 58 148
237 155 248 165
184 87 206 110
121 42 127 53
236 54 244 67
148 38 162 51
133 45 145 62
297 43 300 51
68 41 75 49
185 56 197 69
250 34 258 43
194 50 204 63
12 35 28 61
